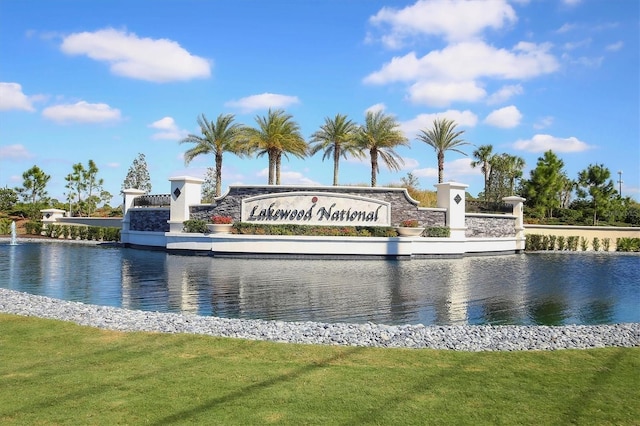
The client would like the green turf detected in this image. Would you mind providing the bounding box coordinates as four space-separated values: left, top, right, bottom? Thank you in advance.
1 314 638 425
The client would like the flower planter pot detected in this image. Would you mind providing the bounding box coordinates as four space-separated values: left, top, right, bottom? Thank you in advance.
395 227 425 237
207 224 233 234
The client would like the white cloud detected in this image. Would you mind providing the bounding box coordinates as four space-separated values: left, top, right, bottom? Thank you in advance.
408 80 486 106
0 82 35 111
60 28 211 83
556 23 578 33
562 0 582 6
563 38 591 50
106 162 120 168
606 41 623 52
369 0 517 46
0 144 34 160
149 116 188 140
533 116 554 129
363 41 558 107
401 110 478 138
255 168 319 185
412 158 479 181
487 84 523 105
484 105 522 128
513 134 592 152
225 93 300 113
42 101 122 124
365 103 386 115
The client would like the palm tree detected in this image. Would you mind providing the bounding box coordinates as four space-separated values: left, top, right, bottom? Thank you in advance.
470 144 494 200
503 154 525 195
244 109 307 185
180 113 246 197
355 110 409 187
309 114 360 186
417 118 470 183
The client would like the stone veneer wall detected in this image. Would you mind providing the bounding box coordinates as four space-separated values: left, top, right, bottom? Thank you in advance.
189 186 447 227
129 209 170 232
465 214 516 238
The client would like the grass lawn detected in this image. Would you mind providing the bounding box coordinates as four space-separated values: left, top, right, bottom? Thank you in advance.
1 314 638 425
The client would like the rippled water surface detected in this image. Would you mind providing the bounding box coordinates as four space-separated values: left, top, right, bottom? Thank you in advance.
1 242 638 326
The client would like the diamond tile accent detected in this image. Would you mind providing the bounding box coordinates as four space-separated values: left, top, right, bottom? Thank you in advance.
454 194 462 204
173 187 181 198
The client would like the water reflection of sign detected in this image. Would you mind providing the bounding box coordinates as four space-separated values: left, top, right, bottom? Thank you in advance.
241 192 391 226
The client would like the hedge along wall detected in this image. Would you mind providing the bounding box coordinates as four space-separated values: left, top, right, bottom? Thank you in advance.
189 186 447 227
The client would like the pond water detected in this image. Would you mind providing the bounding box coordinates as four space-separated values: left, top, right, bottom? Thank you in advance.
1 241 638 326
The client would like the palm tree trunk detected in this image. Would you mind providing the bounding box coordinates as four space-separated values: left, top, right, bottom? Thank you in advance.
333 146 340 186
370 149 378 187
437 152 444 183
268 151 276 185
276 154 282 185
215 151 223 197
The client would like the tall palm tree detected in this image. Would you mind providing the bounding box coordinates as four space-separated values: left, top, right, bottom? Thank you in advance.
309 114 360 186
244 109 307 185
470 144 494 200
355 110 409 187
180 113 246 197
417 118 470 183
503 154 525 195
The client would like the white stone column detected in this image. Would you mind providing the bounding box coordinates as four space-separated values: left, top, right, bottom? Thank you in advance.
435 182 468 239
503 196 526 251
121 189 146 231
41 208 66 233
168 176 204 233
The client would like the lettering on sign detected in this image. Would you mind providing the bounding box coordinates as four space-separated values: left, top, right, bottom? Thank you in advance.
241 192 391 226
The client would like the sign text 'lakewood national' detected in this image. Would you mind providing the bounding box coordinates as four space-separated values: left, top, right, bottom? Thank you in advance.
241 193 391 226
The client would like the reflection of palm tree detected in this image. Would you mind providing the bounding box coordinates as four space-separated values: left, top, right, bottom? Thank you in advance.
355 110 408 187
244 109 307 185
471 144 493 200
181 114 246 197
310 114 360 186
417 118 469 183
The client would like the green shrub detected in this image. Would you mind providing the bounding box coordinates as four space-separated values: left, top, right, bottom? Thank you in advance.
602 238 610 252
70 226 79 240
103 228 120 242
616 237 640 252
183 219 208 233
230 222 410 238
592 237 600 252
0 218 11 235
567 236 579 251
580 237 588 251
556 236 565 251
525 234 543 251
25 220 43 235
61 225 70 239
78 227 88 240
424 226 450 237
44 224 60 238
548 235 557 250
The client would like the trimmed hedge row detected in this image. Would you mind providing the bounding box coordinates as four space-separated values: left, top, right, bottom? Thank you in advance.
182 219 450 238
24 221 120 242
525 234 639 252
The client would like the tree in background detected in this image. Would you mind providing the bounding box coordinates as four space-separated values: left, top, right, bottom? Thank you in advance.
201 167 217 203
484 153 525 202
244 109 307 185
520 150 566 219
576 163 617 225
122 153 152 194
181 114 246 197
65 160 107 216
417 118 469 184
0 187 19 213
470 144 493 200
16 165 50 205
309 114 360 186
355 110 408 187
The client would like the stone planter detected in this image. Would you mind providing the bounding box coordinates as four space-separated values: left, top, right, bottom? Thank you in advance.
395 227 425 237
207 224 233 234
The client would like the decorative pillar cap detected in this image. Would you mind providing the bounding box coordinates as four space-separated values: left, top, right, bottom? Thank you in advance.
169 176 204 184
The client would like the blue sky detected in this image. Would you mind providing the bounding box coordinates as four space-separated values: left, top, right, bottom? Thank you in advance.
1 0 638 205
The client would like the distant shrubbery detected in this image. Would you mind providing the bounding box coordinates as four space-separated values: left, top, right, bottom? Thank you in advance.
22 221 120 242
525 233 638 252
182 220 450 238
